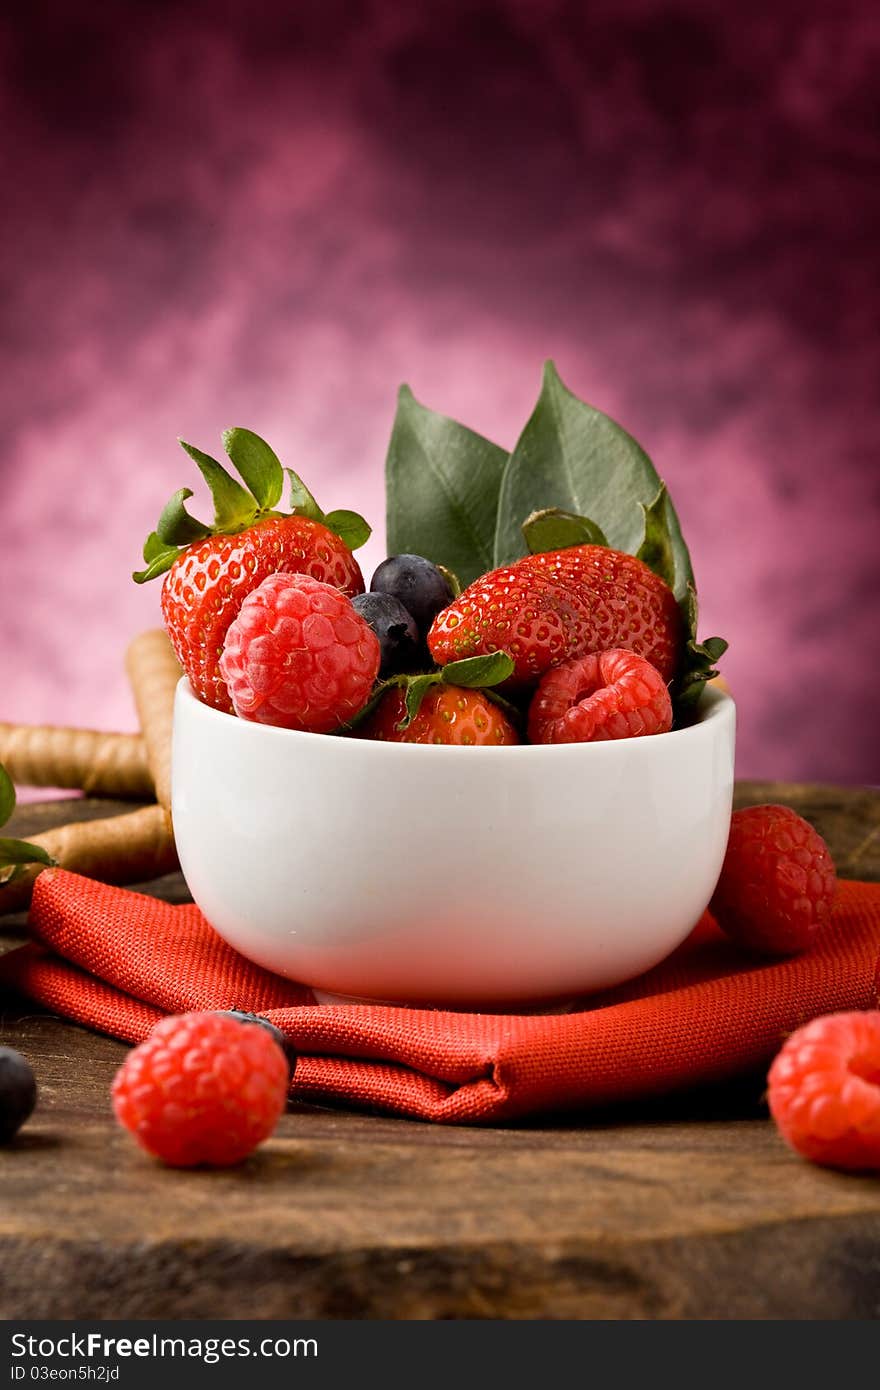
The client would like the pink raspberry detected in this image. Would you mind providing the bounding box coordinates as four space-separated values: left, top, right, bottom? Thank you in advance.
527 648 672 745
767 1011 880 1172
710 805 837 956
112 1012 289 1167
219 573 380 732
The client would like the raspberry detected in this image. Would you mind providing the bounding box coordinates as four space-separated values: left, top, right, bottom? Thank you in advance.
112 1011 289 1167
767 1012 880 1171
527 648 672 744
219 573 380 732
710 805 837 956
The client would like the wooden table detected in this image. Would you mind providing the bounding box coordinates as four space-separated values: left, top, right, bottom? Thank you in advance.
1 784 878 1320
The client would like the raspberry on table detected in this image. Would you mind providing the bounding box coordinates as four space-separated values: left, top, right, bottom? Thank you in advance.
217 1010 298 1078
112 1011 289 1167
219 573 380 732
527 648 672 745
710 804 837 956
767 1011 880 1172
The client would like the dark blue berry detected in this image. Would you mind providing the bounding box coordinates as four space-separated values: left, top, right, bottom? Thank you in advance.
0 1048 37 1143
216 1011 297 1081
370 554 454 636
351 592 420 676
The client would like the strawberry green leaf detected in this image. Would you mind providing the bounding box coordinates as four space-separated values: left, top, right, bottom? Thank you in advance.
400 673 437 728
439 652 514 689
323 509 371 551
0 837 55 869
156 488 212 547
522 507 609 555
222 428 284 511
178 439 257 532
0 763 15 827
675 583 728 708
133 533 179 584
286 469 323 523
636 484 676 590
495 361 694 605
386 384 509 588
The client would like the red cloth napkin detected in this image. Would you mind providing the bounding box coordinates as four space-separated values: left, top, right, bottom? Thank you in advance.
3 868 879 1123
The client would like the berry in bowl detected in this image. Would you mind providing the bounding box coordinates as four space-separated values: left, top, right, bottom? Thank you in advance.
139 364 732 1005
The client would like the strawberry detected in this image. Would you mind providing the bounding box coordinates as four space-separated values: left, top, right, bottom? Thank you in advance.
134 429 368 711
428 545 683 687
357 685 519 746
347 651 518 745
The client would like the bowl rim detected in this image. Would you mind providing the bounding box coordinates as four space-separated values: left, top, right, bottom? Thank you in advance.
175 677 735 759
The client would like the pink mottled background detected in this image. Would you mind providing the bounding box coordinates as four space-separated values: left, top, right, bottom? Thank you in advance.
1 0 878 782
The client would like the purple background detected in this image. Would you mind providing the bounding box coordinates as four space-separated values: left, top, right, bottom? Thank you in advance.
2 1 878 783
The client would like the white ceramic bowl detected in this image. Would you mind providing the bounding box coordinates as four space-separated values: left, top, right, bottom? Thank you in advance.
172 679 735 1007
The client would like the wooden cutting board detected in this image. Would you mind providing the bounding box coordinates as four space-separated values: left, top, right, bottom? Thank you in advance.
0 782 878 1320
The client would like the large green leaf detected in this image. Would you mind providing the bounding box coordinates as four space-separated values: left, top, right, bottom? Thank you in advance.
385 385 509 588
0 764 15 827
494 361 694 605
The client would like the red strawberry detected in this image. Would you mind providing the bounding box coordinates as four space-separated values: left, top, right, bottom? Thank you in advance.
357 684 519 745
134 430 368 711
162 517 363 711
428 545 682 686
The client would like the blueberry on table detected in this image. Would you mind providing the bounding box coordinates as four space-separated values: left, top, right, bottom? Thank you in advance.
351 592 420 676
0 1048 37 1143
370 554 454 635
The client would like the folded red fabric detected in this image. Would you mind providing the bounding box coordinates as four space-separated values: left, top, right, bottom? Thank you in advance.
2 869 879 1123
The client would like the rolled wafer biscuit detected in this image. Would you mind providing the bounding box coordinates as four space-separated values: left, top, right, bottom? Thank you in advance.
0 724 152 798
124 630 182 818
0 804 178 914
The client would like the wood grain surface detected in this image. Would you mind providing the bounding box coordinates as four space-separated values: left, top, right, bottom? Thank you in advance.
1 784 878 1320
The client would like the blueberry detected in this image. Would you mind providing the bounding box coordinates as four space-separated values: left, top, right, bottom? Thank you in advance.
217 1011 298 1081
351 592 420 677
0 1048 37 1143
370 554 454 636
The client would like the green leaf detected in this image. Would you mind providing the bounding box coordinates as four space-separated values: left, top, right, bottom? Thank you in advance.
133 533 179 584
156 488 212 547
0 837 55 869
222 428 284 511
386 384 509 588
636 484 676 590
675 582 729 708
494 362 694 604
323 509 371 551
522 508 609 555
178 439 257 532
0 764 15 828
399 674 438 728
439 652 514 689
286 468 323 523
